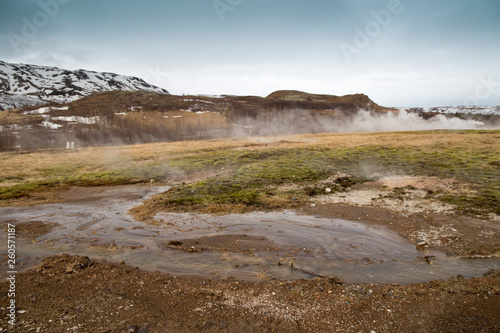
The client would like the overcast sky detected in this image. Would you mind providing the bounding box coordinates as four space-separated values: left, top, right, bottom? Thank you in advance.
1 0 499 106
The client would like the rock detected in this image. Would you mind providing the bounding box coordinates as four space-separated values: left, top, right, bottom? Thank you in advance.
424 255 436 265
416 239 427 246
65 256 91 274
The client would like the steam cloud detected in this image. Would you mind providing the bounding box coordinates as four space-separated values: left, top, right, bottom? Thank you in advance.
338 109 485 132
235 109 486 137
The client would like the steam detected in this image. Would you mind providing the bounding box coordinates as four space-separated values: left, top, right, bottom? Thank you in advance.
231 109 486 137
340 109 485 132
1 107 491 152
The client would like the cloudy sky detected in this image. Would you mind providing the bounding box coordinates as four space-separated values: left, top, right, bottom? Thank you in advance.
1 0 499 106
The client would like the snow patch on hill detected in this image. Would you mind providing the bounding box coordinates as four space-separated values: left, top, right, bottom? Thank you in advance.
412 106 500 116
0 61 169 110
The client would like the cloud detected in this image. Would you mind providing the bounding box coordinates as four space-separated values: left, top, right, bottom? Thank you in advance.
1 0 499 106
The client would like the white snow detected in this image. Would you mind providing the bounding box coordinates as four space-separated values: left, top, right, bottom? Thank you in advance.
417 105 500 116
0 60 169 110
24 106 69 114
52 116 100 124
183 98 215 104
40 120 63 129
25 107 52 114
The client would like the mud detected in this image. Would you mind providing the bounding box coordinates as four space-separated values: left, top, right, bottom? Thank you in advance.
162 235 287 254
1 254 499 332
1 184 500 332
0 185 498 284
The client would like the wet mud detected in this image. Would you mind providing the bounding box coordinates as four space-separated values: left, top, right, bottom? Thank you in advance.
0 185 498 284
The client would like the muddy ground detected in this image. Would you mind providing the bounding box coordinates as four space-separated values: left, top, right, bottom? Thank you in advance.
303 204 500 257
1 186 500 332
1 131 499 332
0 254 499 332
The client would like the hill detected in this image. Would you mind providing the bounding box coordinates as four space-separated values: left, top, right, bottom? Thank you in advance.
0 61 169 110
0 89 396 150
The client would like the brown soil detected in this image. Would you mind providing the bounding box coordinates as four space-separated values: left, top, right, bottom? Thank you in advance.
1 254 499 333
1 132 499 332
1 220 59 240
302 204 500 257
161 235 288 254
303 175 500 257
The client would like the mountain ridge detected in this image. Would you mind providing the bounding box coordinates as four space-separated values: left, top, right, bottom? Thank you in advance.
0 61 169 110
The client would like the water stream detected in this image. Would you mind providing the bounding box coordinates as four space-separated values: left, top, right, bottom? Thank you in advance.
1 185 498 283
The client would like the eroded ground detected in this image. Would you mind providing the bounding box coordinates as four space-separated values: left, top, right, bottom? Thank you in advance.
1 131 499 332
303 175 500 257
0 254 499 332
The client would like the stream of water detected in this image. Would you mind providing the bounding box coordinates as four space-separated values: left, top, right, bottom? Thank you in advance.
1 185 498 283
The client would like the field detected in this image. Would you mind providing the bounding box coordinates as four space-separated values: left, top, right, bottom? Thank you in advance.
2 130 499 216
1 130 500 332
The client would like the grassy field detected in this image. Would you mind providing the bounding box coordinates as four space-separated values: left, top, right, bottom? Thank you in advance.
1 130 499 216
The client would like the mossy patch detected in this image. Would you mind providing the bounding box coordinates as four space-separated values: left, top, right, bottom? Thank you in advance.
1 131 499 216
146 141 499 216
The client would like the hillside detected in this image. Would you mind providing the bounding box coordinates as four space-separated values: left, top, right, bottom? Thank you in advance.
0 61 169 110
265 90 390 112
2 87 495 151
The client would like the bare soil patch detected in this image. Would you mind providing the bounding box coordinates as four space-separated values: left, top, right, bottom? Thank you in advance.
1 220 59 240
1 254 499 332
162 234 287 254
1 131 499 331
302 175 500 257
302 204 500 257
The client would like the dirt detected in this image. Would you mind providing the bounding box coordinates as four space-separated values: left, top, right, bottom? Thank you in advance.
0 131 499 332
303 176 500 257
162 235 289 254
1 254 499 333
301 204 499 257
1 221 59 240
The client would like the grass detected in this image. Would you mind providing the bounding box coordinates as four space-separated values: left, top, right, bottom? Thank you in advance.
151 142 499 215
1 130 499 216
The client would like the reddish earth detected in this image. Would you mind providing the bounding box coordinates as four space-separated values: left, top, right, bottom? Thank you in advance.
1 254 499 333
1 181 499 332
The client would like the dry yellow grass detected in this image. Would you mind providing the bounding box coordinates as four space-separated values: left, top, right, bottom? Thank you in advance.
1 130 498 186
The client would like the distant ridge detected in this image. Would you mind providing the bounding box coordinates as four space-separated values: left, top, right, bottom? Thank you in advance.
265 90 395 112
0 61 169 110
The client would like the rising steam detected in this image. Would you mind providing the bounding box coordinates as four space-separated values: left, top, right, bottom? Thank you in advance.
233 109 486 137
337 109 485 133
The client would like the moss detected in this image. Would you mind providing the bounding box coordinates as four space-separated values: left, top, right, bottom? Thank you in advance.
1 131 499 216
0 182 53 200
155 142 499 214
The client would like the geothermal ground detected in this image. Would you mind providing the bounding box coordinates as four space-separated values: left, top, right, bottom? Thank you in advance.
0 130 499 332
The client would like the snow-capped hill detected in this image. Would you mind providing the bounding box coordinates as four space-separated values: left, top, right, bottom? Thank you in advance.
410 105 500 116
0 61 169 110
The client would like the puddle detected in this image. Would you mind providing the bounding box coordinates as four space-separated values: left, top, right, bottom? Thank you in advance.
0 185 498 284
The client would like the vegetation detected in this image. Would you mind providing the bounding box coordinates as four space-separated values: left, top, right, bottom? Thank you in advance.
0 90 391 151
0 130 498 216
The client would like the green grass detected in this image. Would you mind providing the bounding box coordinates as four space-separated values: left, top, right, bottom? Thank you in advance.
1 131 499 216
156 144 500 215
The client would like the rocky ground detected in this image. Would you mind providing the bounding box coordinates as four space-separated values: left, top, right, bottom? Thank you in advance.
1 131 499 332
0 254 499 333
1 181 500 332
303 176 500 257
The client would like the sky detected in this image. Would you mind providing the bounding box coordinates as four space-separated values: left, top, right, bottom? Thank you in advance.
1 0 499 107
